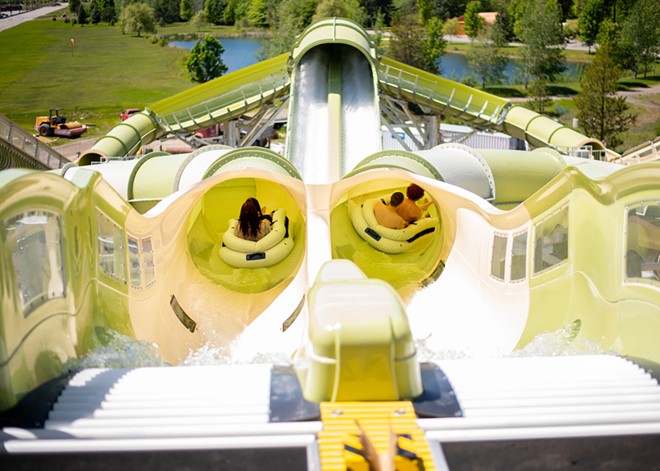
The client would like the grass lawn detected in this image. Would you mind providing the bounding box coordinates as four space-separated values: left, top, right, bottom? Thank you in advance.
0 16 193 138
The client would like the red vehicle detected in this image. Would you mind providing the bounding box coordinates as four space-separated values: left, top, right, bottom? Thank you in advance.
120 108 140 121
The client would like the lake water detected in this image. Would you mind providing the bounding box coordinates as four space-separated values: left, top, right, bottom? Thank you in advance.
171 38 584 84
170 38 264 74
439 52 585 84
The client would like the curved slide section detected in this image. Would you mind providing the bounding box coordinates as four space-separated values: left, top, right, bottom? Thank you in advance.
0 145 309 410
79 53 290 164
329 157 660 359
378 56 606 155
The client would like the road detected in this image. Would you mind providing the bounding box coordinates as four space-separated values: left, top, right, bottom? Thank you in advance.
0 2 69 33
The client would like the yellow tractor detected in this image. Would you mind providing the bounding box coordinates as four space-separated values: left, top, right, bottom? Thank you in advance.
35 108 88 138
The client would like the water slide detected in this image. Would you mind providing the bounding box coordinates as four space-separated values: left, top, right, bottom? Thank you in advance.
1 17 660 469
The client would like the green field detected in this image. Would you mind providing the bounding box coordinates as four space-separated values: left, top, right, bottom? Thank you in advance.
0 10 657 153
0 16 193 136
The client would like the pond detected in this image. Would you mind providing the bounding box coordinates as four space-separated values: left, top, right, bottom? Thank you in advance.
171 38 585 84
439 52 585 85
170 38 264 74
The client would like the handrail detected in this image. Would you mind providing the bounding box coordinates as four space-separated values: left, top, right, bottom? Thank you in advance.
0 114 69 170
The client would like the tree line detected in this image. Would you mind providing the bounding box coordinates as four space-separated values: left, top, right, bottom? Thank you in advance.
68 0 657 150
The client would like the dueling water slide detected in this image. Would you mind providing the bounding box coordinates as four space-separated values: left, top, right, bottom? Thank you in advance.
1 18 660 469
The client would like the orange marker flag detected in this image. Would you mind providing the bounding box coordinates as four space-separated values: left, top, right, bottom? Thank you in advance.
70 38 75 47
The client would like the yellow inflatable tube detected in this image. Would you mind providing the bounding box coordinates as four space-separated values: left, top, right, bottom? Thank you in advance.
219 208 294 267
350 198 438 253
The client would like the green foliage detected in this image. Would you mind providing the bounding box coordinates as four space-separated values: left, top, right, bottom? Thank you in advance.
101 0 117 23
77 3 89 25
204 0 225 25
387 14 446 74
466 28 507 88
577 0 603 51
69 0 81 14
563 18 578 38
418 0 432 23
575 46 637 148
520 0 566 85
314 0 367 24
186 35 228 82
444 17 460 38
464 1 484 39
90 1 102 24
120 2 157 37
180 0 194 22
258 0 317 59
528 78 553 113
424 17 447 73
361 0 394 27
223 0 250 25
247 0 270 27
190 10 208 30
619 0 660 77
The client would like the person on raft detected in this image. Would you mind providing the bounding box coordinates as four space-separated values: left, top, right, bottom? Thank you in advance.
235 198 273 241
373 191 408 229
396 183 431 224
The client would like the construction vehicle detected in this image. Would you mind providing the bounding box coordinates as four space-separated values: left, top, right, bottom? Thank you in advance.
34 108 88 138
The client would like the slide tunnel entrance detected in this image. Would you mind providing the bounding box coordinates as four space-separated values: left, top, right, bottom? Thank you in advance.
186 177 306 294
330 177 444 302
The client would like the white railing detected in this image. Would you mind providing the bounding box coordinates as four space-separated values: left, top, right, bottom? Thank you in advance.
610 137 660 166
0 114 69 169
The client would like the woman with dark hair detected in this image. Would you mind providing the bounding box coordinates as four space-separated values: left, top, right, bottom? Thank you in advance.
247 197 273 223
235 199 272 241
396 183 431 223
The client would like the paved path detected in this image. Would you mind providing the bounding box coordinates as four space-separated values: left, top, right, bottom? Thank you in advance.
0 2 69 32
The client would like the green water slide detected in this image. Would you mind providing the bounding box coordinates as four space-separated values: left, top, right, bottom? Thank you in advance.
78 18 606 167
78 53 291 165
377 56 605 155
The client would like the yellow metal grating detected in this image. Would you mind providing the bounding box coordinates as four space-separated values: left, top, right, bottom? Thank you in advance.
318 401 435 470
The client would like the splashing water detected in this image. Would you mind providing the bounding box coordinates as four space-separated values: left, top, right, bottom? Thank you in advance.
413 319 608 361
64 326 165 372
509 319 607 358
181 341 294 367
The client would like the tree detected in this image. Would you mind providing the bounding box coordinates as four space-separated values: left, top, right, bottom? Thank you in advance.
520 0 565 87
418 0 432 23
619 0 660 77
69 0 81 15
204 0 225 25
528 78 553 113
444 17 460 41
361 0 394 27
577 0 603 53
100 0 117 23
77 3 88 25
596 18 634 72
247 0 270 27
313 0 367 24
190 10 208 30
90 0 102 24
466 26 507 88
258 0 317 58
186 35 228 82
180 0 194 21
387 14 446 73
223 0 251 25
575 46 637 149
120 2 157 36
152 0 180 24
463 0 485 40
